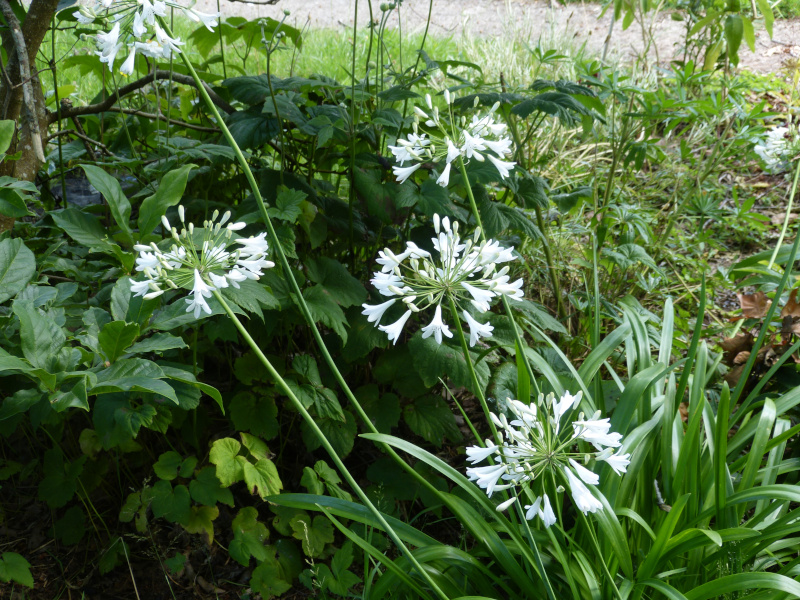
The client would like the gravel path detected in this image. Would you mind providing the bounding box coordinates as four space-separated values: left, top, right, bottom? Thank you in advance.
193 0 800 74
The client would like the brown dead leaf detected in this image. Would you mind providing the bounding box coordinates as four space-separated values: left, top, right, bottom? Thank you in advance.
678 402 689 423
782 289 800 318
733 351 751 365
781 315 800 338
720 333 754 365
724 364 745 387
737 291 771 319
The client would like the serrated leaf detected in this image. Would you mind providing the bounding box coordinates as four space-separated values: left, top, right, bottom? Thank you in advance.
190 466 235 507
229 506 270 566
306 257 366 308
0 238 35 304
408 332 489 395
268 186 306 222
356 384 401 433
154 451 182 480
230 391 279 440
38 450 85 509
250 547 293 598
183 505 218 544
403 394 462 446
303 284 348 343
52 505 85 545
243 458 283 499
0 552 33 587
301 410 357 458
291 514 334 557
209 438 245 487
150 480 191 524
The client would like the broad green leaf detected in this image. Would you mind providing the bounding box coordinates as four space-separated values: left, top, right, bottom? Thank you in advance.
80 165 132 240
52 505 86 545
229 506 270 565
0 552 33 588
154 451 182 480
50 208 116 251
209 437 245 487
243 458 283 499
151 481 191 524
291 514 333 557
403 394 461 446
303 284 349 343
0 120 15 155
685 573 800 599
250 546 293 598
356 384 401 433
268 186 305 222
126 333 187 355
0 238 35 303
724 14 744 66
98 321 140 362
301 410 357 458
408 333 490 395
183 505 218 544
306 257 366 308
38 449 86 509
138 164 196 236
12 299 66 369
757 0 773 36
230 391 279 440
190 466 234 507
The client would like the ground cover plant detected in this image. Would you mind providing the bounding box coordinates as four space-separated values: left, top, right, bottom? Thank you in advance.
0 0 799 597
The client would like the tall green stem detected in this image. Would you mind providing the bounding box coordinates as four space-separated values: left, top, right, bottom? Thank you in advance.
455 155 540 395
213 290 450 600
768 160 800 270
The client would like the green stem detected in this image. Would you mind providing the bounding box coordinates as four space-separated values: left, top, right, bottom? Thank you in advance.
455 155 540 395
446 294 499 444
349 0 359 269
213 290 450 600
768 159 800 270
578 509 623 600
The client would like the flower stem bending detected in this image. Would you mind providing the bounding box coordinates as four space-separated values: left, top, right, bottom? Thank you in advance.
213 290 450 600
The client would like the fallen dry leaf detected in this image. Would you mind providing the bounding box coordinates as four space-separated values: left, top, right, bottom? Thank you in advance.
721 333 754 365
737 291 772 319
782 289 800 318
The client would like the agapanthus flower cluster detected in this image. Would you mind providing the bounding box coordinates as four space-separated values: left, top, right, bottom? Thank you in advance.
76 0 219 74
389 91 516 186
465 391 630 527
362 213 523 347
754 126 790 173
131 206 274 318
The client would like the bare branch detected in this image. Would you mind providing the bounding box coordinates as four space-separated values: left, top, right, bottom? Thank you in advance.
103 107 221 133
46 128 118 159
48 69 235 124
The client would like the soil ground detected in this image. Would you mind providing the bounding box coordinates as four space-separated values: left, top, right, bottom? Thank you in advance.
194 0 800 74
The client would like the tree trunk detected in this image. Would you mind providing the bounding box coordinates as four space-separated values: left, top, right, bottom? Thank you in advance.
0 0 60 182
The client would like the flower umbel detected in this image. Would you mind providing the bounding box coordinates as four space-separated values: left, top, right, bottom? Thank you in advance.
78 0 218 71
389 92 516 186
130 206 274 318
362 214 524 346
465 391 630 527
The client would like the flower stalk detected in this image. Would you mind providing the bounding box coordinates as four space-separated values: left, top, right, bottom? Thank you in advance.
212 289 450 600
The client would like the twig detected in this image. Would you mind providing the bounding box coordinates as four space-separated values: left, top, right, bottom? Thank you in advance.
104 107 221 133
47 69 234 124
46 128 117 159
0 0 45 162
70 114 98 161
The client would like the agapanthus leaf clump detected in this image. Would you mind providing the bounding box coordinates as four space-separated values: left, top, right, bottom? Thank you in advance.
76 0 219 74
362 213 523 346
131 206 274 318
465 391 630 527
389 91 516 186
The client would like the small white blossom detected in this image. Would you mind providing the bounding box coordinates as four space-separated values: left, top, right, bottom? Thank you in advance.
130 205 274 319
364 214 523 346
465 391 625 526
379 310 413 345
361 299 396 325
389 93 516 186
601 450 631 475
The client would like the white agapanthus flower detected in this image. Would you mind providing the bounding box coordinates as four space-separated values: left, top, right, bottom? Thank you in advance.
130 206 274 318
389 91 516 186
465 391 630 527
362 213 523 346
76 0 218 72
754 126 790 173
